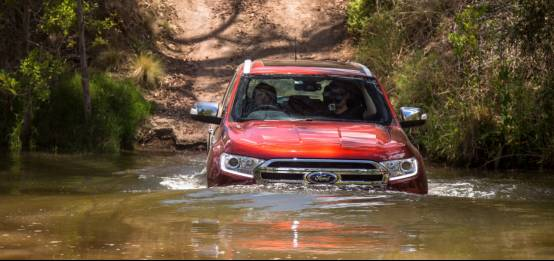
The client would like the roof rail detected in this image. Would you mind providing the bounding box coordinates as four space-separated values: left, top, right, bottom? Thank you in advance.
350 62 373 77
243 59 252 74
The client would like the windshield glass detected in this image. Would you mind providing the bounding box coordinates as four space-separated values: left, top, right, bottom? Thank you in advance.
231 75 392 124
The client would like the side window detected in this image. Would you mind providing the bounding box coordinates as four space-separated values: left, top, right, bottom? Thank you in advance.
218 71 238 117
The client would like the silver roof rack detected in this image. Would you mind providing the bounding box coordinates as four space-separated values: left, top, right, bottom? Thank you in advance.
350 62 374 77
243 59 252 74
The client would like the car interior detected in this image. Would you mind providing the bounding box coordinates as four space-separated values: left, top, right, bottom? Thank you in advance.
237 76 386 123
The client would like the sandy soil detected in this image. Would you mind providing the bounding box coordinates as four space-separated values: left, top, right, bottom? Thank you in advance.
140 0 354 150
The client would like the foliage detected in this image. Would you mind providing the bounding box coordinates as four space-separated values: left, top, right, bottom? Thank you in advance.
40 0 116 49
355 11 403 82
346 0 372 37
40 0 77 37
130 53 165 88
346 0 394 37
447 6 486 57
0 71 19 148
0 50 65 152
0 0 157 153
18 49 66 103
348 0 554 169
0 70 18 96
34 73 151 152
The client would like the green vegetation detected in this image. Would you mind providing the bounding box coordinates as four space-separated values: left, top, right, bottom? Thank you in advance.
33 73 150 152
0 0 163 153
348 0 554 169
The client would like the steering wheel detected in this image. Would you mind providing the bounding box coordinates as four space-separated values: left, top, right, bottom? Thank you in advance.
254 104 281 111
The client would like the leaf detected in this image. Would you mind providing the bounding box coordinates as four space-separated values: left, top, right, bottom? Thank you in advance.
0 70 18 96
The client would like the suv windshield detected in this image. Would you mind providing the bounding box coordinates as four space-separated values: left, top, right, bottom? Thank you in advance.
231 75 392 124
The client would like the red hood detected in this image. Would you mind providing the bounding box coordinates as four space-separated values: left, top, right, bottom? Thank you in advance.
225 120 411 161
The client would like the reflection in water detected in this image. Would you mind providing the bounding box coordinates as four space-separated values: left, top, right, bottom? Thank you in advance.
292 220 299 248
231 219 391 255
0 153 553 259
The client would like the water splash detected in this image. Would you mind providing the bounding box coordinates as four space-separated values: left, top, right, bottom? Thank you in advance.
428 179 517 199
159 168 207 190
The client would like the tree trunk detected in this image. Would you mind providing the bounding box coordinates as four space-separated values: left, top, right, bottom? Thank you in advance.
20 0 32 151
77 0 92 121
20 97 32 151
22 0 31 57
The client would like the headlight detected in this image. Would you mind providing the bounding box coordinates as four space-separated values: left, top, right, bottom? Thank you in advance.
220 153 265 178
381 157 418 181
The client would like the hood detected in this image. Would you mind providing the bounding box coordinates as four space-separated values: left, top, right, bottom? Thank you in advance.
225 120 411 161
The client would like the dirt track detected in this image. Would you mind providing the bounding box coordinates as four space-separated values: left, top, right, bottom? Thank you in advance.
141 0 354 150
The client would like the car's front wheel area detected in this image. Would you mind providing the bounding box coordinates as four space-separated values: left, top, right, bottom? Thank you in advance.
387 172 428 194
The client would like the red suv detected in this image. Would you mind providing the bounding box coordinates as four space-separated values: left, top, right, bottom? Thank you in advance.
190 60 428 194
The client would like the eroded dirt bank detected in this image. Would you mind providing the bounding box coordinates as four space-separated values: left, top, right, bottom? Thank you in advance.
139 0 354 150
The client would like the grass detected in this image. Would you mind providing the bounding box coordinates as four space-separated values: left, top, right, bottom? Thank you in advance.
130 52 165 88
33 72 151 152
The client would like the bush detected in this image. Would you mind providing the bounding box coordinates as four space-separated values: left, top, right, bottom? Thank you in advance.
93 48 128 71
0 71 18 148
130 53 165 88
355 12 403 82
346 0 394 37
33 72 151 152
349 0 554 169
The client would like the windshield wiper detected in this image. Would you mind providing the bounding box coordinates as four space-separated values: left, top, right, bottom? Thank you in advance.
237 117 371 123
290 117 365 123
289 118 315 121
236 118 255 122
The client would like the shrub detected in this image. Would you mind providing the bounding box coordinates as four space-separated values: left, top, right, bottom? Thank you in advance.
355 12 403 83
34 72 151 152
93 48 128 71
130 53 165 88
0 70 18 96
0 72 18 150
346 0 372 37
346 0 394 37
349 0 554 169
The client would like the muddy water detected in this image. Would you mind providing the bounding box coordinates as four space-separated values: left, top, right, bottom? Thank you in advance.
0 152 553 259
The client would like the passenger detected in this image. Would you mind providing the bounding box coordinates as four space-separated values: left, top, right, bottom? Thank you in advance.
245 82 278 115
323 80 365 120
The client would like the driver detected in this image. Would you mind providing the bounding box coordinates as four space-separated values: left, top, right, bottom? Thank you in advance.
323 80 364 120
245 82 279 114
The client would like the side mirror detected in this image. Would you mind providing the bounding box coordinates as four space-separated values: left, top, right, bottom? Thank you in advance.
399 107 427 128
190 102 221 124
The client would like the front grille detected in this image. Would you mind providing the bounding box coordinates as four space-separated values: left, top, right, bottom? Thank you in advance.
341 174 383 182
255 159 388 185
260 172 304 181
